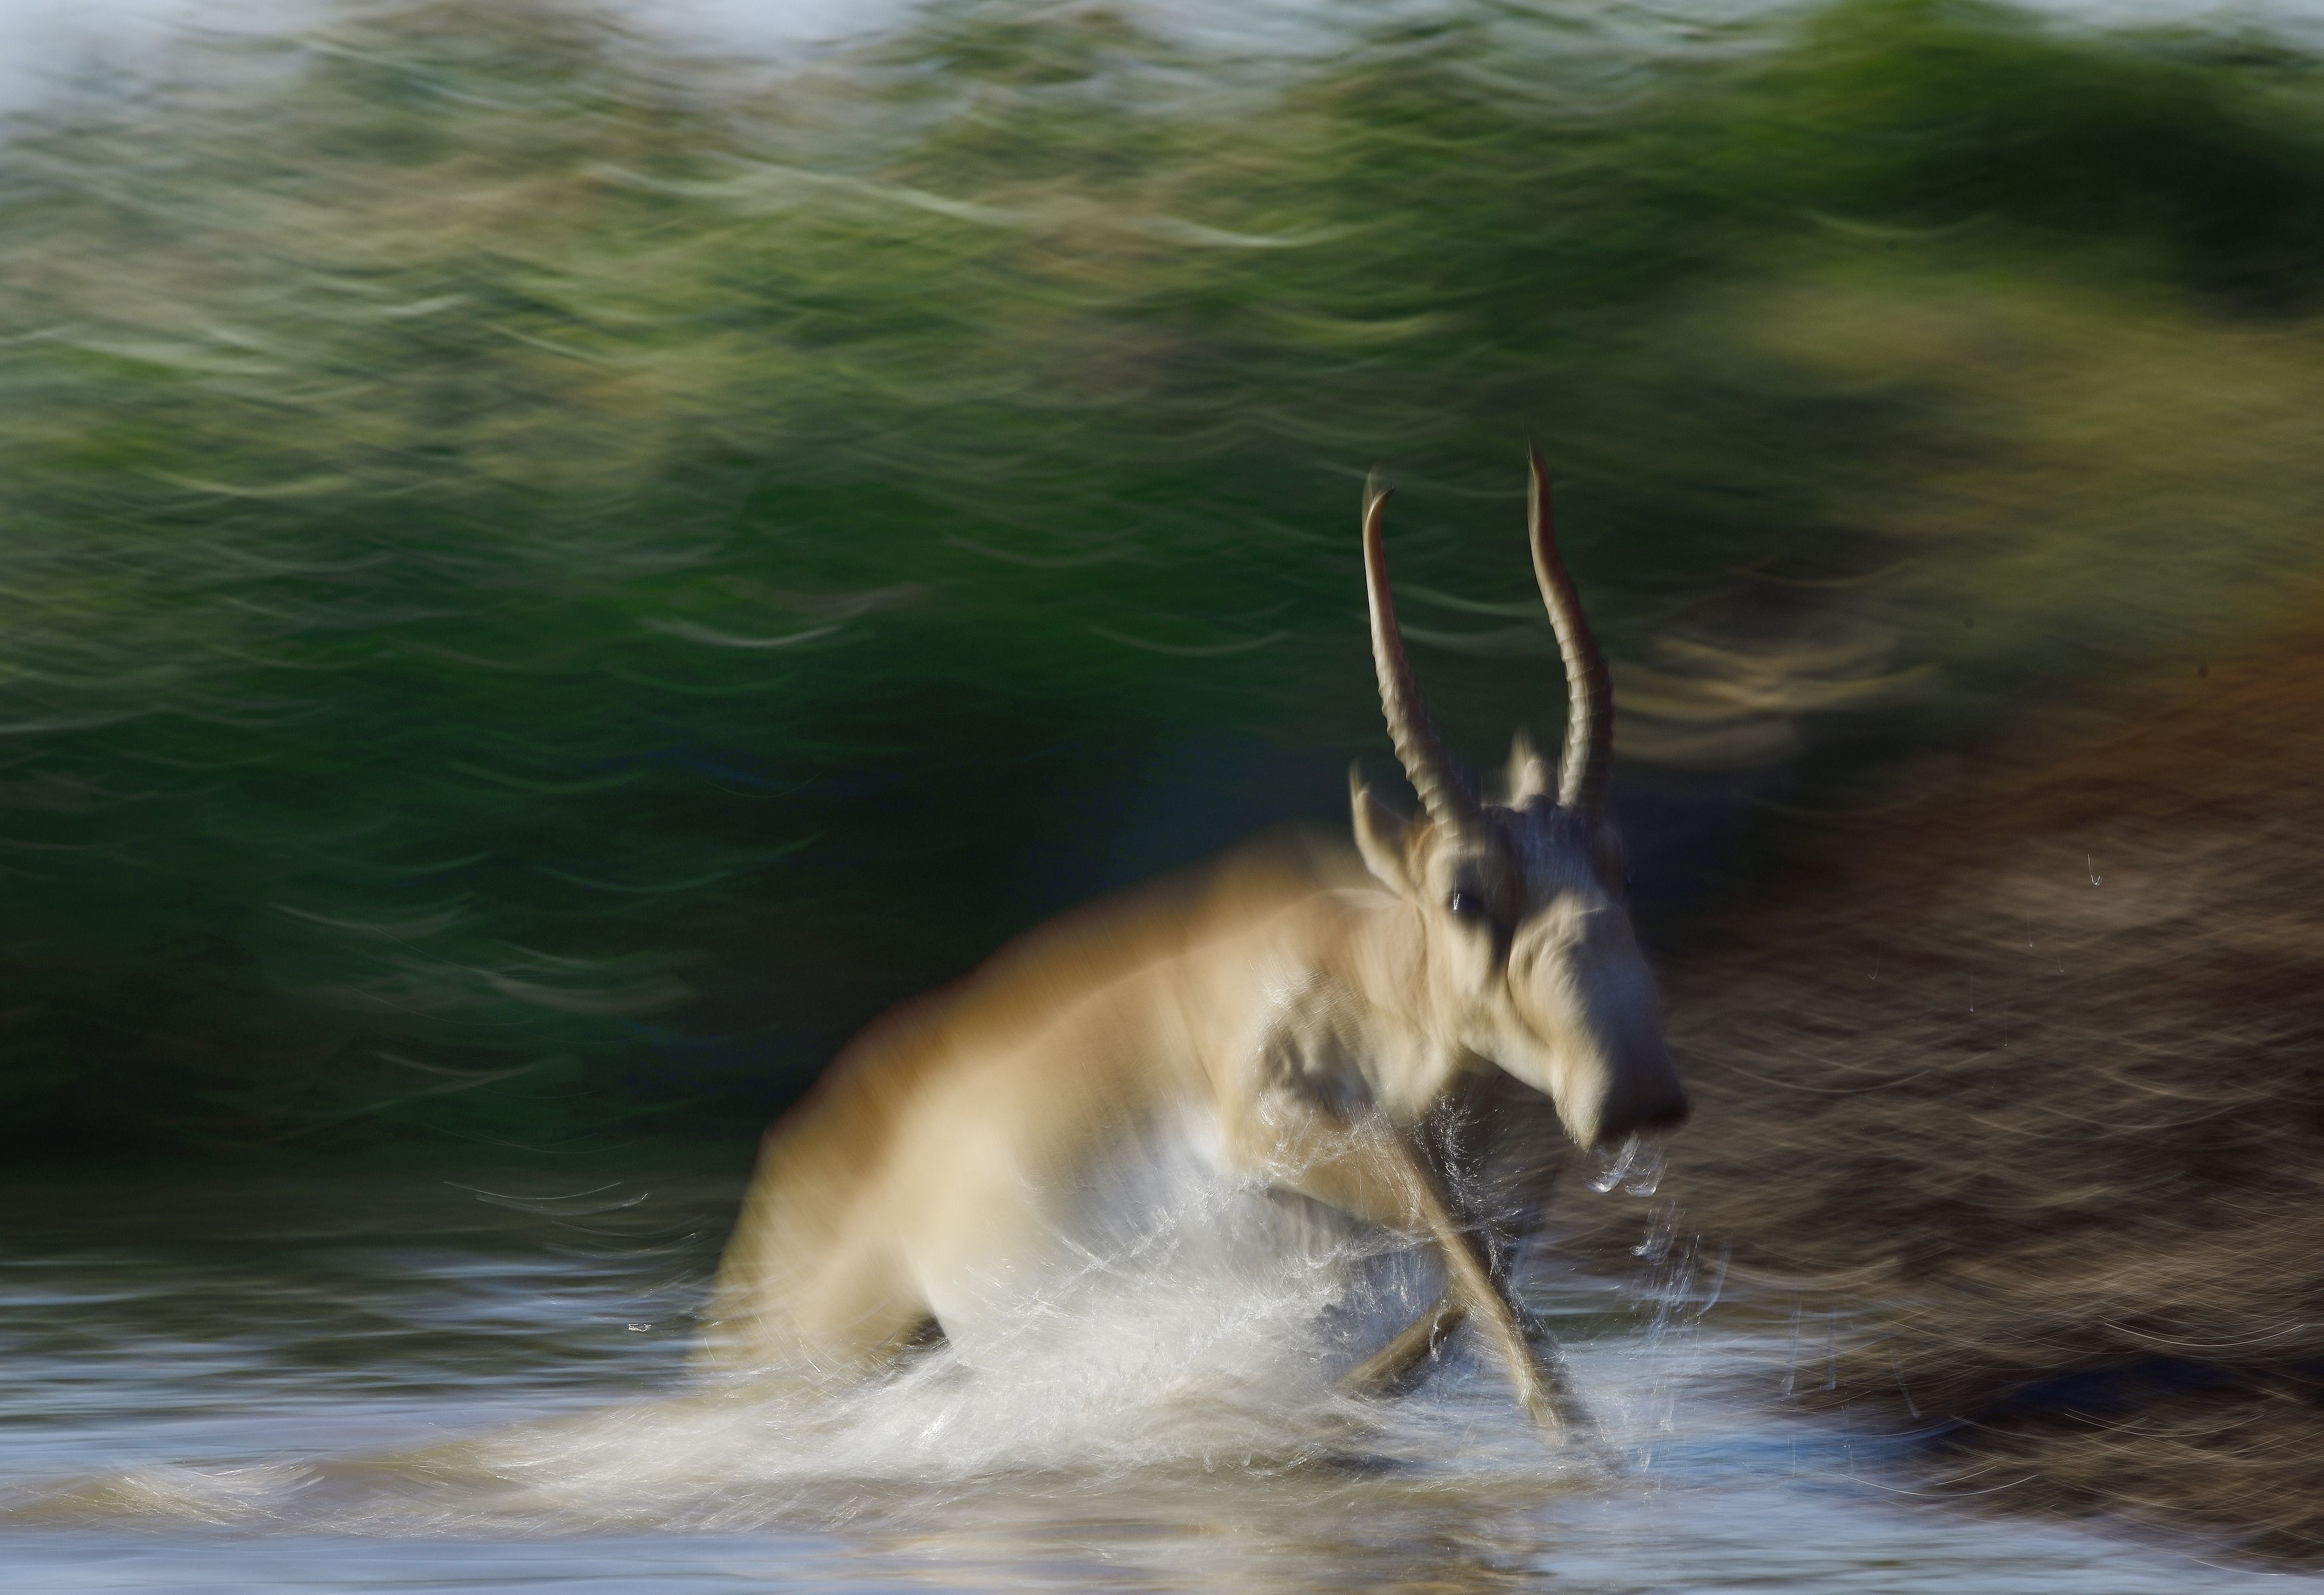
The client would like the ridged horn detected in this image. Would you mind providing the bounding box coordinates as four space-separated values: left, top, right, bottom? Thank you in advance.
1527 445 1612 814
1363 473 1481 837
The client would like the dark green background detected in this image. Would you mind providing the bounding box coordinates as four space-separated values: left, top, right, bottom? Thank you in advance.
5 0 2322 1157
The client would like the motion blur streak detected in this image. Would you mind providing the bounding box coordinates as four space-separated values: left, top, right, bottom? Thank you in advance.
4 0 2324 1583
1561 595 2324 1560
6 0 2324 1154
705 461 1680 1439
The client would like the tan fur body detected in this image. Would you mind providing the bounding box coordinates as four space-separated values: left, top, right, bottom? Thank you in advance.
706 841 1434 1373
706 458 1689 1435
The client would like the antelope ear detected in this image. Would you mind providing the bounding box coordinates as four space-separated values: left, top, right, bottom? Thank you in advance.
1505 727 1550 806
1349 766 1416 894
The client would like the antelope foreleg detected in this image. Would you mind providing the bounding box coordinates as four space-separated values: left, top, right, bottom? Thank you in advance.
1340 1288 1467 1396
1241 1102 1580 1438
1363 1135 1568 1434
1343 1278 1597 1439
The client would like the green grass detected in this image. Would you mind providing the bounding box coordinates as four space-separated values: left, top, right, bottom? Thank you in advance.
4 0 2323 1155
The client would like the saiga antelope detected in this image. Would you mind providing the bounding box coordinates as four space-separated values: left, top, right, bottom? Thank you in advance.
705 450 1687 1434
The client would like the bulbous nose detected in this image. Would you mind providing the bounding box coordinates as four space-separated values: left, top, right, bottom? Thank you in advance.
1591 1082 1689 1151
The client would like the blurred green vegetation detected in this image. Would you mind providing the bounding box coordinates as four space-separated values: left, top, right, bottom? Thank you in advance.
4 0 2323 1157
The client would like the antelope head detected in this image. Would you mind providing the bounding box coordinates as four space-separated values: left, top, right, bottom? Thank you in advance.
1351 448 1687 1152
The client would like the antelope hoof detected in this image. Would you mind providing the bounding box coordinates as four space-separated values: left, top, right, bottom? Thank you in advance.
1341 1296 1468 1399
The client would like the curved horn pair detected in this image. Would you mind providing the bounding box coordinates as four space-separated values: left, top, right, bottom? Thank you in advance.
1527 444 1612 815
1361 451 1611 825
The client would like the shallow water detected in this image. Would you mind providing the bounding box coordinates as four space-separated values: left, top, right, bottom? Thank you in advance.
0 1173 2309 1594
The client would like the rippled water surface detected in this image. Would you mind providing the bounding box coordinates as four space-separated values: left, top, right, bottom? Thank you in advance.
0 1173 2308 1593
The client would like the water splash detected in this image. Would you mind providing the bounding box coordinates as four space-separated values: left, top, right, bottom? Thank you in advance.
1 1173 2307 1592
4 1163 1596 1541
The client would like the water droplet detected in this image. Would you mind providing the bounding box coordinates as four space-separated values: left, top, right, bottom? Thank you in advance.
1588 1135 1666 1197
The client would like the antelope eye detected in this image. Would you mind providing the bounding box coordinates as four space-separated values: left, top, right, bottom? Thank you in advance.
1446 889 1487 921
